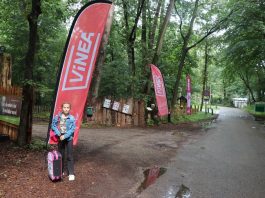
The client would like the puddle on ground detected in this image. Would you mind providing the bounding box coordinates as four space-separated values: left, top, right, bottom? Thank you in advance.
137 166 167 193
164 184 191 198
175 184 191 198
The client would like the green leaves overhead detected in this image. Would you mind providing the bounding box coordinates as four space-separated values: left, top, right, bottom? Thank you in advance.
0 0 79 105
223 0 265 102
0 0 263 107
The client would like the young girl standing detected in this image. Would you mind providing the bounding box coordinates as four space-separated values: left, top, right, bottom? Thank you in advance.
51 102 76 181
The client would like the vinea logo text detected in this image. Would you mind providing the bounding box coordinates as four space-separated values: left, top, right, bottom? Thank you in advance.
62 31 101 91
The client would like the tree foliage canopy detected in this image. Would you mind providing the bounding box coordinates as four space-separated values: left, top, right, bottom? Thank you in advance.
0 0 264 111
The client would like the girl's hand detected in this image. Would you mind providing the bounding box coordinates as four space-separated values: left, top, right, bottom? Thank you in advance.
60 135 65 141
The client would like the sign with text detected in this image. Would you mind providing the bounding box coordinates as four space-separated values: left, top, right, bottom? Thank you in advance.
112 101 120 111
150 64 169 116
103 98 111 108
122 104 131 114
0 95 21 116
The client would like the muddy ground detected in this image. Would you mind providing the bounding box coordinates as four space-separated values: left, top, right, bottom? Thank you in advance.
0 122 210 198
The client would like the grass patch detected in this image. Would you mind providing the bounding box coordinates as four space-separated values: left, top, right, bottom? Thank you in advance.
244 105 265 118
0 115 20 125
172 112 216 124
33 111 50 120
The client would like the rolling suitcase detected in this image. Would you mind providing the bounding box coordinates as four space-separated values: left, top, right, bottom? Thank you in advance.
47 150 62 181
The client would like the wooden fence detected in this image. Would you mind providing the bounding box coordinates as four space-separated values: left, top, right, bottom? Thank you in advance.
32 98 146 127
0 120 18 141
0 86 22 96
87 98 146 127
0 86 22 141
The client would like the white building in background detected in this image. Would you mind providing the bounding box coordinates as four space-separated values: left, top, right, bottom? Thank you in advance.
232 98 248 108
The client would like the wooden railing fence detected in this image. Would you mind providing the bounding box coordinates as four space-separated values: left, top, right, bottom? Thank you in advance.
87 98 146 127
32 98 146 127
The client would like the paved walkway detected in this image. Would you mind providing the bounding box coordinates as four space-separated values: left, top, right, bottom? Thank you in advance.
139 107 265 198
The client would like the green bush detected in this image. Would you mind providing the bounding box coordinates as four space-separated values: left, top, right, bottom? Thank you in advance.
147 118 155 127
28 138 49 151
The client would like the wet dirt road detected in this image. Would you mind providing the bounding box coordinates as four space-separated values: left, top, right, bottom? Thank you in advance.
139 107 265 198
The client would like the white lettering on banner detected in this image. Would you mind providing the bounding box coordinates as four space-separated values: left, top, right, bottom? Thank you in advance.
154 75 165 96
62 31 101 91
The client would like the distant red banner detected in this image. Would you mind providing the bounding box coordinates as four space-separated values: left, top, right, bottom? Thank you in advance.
48 1 112 145
150 64 169 116
186 75 191 115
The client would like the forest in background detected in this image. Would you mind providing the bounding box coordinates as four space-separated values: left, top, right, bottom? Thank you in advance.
0 0 264 108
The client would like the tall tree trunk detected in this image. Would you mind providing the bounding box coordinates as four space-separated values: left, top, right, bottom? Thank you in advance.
247 85 256 103
223 79 227 100
17 0 41 146
141 0 147 68
171 0 199 109
238 71 256 102
171 46 188 108
200 42 208 111
171 0 233 109
142 0 163 93
122 0 145 97
144 0 174 95
152 0 174 65
256 70 264 101
87 5 114 105
148 0 163 50
127 41 136 96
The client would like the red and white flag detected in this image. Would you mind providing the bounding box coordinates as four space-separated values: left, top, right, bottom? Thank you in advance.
48 1 113 145
150 64 169 116
186 75 192 115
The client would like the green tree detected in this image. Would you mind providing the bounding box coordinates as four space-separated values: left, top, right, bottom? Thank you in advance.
171 0 233 109
17 0 41 146
223 0 265 102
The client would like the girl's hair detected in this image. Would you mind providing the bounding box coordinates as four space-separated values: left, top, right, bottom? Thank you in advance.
61 102 71 109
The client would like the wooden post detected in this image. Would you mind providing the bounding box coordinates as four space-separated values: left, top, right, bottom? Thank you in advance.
126 98 133 126
107 109 112 126
121 99 126 127
0 53 12 88
139 100 146 126
117 111 121 127
133 100 139 126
